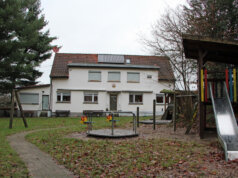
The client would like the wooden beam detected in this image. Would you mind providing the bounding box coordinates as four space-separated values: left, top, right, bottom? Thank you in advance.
153 99 156 130
173 93 176 132
164 94 167 112
198 50 206 139
136 107 139 127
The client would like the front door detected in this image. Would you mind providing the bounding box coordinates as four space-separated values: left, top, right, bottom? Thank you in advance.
42 95 49 110
110 94 117 111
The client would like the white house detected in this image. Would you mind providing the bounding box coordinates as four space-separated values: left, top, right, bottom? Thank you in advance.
49 53 175 116
17 53 175 117
17 84 51 117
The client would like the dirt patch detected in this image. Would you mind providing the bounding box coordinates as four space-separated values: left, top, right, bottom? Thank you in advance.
68 124 217 145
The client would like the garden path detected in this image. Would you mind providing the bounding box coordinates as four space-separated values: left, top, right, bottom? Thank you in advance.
7 130 74 178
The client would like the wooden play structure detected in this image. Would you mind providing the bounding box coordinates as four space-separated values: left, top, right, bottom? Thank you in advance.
183 35 238 161
183 34 238 138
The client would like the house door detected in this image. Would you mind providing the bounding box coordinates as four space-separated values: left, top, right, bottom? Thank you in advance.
110 94 117 111
42 95 49 110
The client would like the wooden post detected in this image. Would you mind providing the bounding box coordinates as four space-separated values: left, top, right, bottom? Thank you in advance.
153 99 156 130
204 68 208 102
198 50 207 139
226 68 229 93
9 89 15 129
15 90 28 128
173 93 176 132
164 94 167 112
233 68 237 102
136 107 139 127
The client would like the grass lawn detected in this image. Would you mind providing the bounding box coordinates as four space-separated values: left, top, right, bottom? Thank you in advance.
0 117 85 177
1 116 238 177
0 116 142 177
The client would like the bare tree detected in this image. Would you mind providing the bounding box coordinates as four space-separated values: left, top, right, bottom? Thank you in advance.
142 8 197 91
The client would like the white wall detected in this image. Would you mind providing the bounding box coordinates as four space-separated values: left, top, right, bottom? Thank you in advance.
52 67 174 115
18 86 50 111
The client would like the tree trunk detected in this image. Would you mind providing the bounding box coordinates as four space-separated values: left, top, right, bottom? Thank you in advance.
9 89 15 129
15 90 28 128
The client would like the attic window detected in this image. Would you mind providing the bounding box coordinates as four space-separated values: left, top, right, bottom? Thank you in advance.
126 59 131 64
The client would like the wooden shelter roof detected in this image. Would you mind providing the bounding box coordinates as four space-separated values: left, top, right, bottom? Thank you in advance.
182 34 238 65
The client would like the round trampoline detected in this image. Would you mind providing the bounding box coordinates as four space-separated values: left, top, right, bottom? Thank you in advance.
84 111 139 138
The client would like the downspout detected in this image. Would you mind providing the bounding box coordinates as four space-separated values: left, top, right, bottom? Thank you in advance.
50 77 53 115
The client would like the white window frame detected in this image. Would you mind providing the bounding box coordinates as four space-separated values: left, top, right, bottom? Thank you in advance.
108 71 121 82
57 91 71 103
88 71 101 82
156 94 165 104
129 93 143 104
127 72 140 83
84 92 98 103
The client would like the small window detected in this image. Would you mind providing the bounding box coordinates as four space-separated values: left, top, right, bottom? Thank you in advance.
156 94 164 104
147 75 152 79
127 72 140 83
108 72 120 82
88 71 101 82
129 93 143 104
126 59 131 64
19 93 39 104
84 92 98 103
57 91 71 102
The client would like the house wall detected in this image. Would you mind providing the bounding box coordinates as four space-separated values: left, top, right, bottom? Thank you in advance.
18 86 50 116
51 67 174 116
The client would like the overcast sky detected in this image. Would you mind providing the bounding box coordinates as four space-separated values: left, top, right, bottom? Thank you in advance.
37 0 187 84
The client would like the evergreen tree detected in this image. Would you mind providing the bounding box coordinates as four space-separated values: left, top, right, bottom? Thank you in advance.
0 0 55 128
0 0 56 93
184 0 238 40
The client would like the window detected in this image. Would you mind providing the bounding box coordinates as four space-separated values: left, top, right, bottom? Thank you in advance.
129 93 143 104
108 72 120 82
156 94 164 104
57 91 71 102
84 92 98 103
126 59 131 64
19 93 39 104
127 72 140 82
88 71 101 82
147 75 152 79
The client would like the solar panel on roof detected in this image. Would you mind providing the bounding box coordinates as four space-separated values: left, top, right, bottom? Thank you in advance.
98 54 124 64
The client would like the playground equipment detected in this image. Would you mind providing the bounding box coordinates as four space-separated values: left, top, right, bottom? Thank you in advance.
209 82 238 161
83 111 138 138
161 104 173 120
139 99 173 126
200 67 238 161
200 68 238 103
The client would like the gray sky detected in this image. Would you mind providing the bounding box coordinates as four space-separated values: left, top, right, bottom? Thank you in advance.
37 0 186 84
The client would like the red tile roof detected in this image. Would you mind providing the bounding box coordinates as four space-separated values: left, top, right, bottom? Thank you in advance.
50 53 175 81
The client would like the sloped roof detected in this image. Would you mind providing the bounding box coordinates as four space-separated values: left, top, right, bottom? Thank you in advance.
183 34 238 64
50 53 175 81
17 84 50 90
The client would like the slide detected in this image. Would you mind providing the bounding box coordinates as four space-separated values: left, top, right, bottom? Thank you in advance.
161 104 173 120
209 82 238 161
